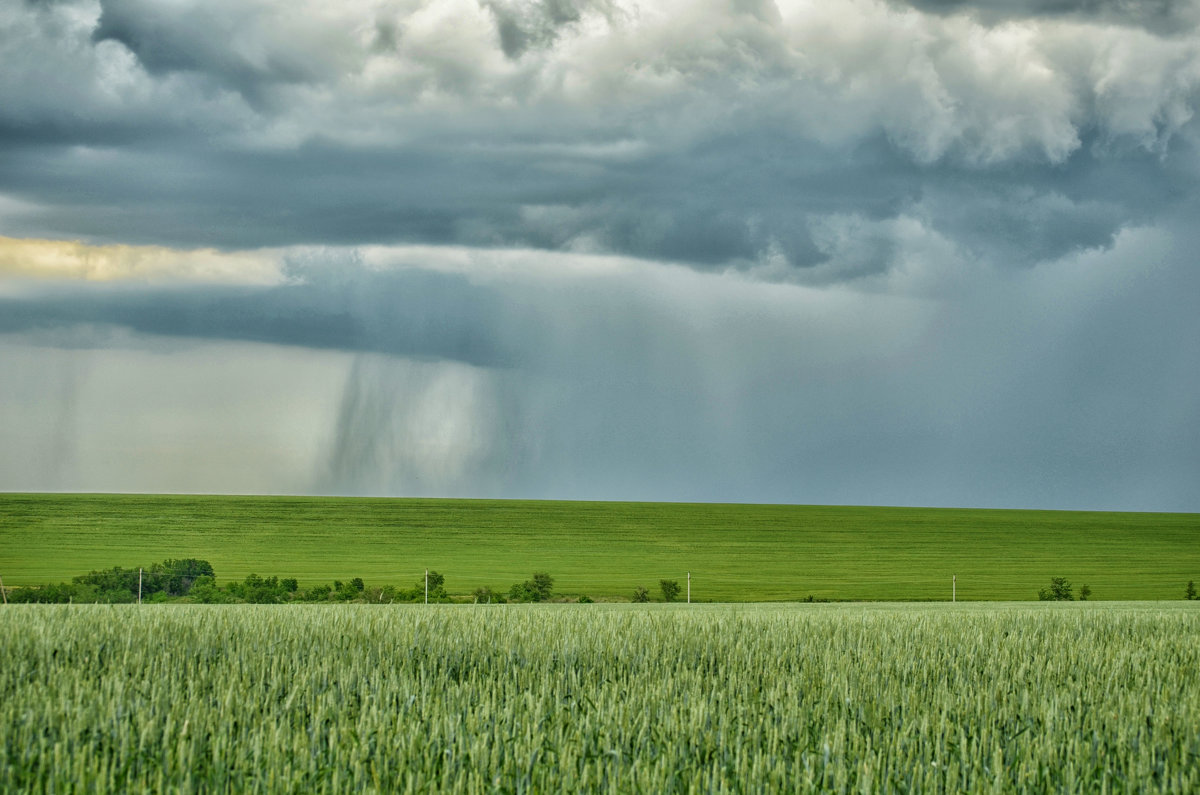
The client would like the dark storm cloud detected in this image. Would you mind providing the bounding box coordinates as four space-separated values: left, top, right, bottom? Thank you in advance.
0 132 1182 285
481 0 615 59
911 132 1197 265
91 0 336 109
0 264 513 367
0 130 1190 279
892 0 1200 34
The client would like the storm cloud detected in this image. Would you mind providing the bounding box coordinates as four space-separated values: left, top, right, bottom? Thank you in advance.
1 0 1198 509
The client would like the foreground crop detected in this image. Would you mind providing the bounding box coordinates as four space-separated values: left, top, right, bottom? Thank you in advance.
2 603 1198 792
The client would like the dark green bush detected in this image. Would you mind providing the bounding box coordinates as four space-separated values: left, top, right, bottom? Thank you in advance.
1038 577 1074 601
660 580 681 602
508 573 554 603
473 586 502 604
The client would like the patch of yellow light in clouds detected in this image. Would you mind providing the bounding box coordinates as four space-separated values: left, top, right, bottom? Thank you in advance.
0 236 285 285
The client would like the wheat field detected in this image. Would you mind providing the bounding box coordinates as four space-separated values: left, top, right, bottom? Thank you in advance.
3 602 1198 792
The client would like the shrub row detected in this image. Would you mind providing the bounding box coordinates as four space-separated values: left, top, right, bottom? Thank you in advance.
5 562 578 605
11 564 1197 604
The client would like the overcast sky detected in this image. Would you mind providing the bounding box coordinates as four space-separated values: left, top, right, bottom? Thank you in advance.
2 0 1198 509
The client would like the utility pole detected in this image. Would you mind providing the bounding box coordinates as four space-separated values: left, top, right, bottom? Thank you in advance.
425 569 429 605
0 574 7 605
138 568 143 604
952 574 956 603
687 571 691 604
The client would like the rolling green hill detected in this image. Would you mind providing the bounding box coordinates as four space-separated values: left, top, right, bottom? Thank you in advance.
1 493 1196 600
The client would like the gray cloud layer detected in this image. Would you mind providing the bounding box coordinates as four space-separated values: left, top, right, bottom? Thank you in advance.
4 0 1200 277
894 0 1200 35
2 0 1199 508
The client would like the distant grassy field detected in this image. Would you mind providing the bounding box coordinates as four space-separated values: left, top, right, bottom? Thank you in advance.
1 493 1197 600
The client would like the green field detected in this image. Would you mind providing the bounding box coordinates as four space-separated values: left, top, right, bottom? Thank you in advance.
2 494 1197 600
3 603 1198 792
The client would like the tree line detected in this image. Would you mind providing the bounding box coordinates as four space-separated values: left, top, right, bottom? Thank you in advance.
5 562 583 604
1037 577 1200 601
9 563 1196 603
4 560 705 605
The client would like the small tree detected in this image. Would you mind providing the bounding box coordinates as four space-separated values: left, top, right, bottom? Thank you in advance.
418 571 447 600
660 579 681 602
1079 584 1091 601
531 573 554 601
508 573 553 603
632 586 650 603
1186 580 1196 600
1038 577 1073 601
